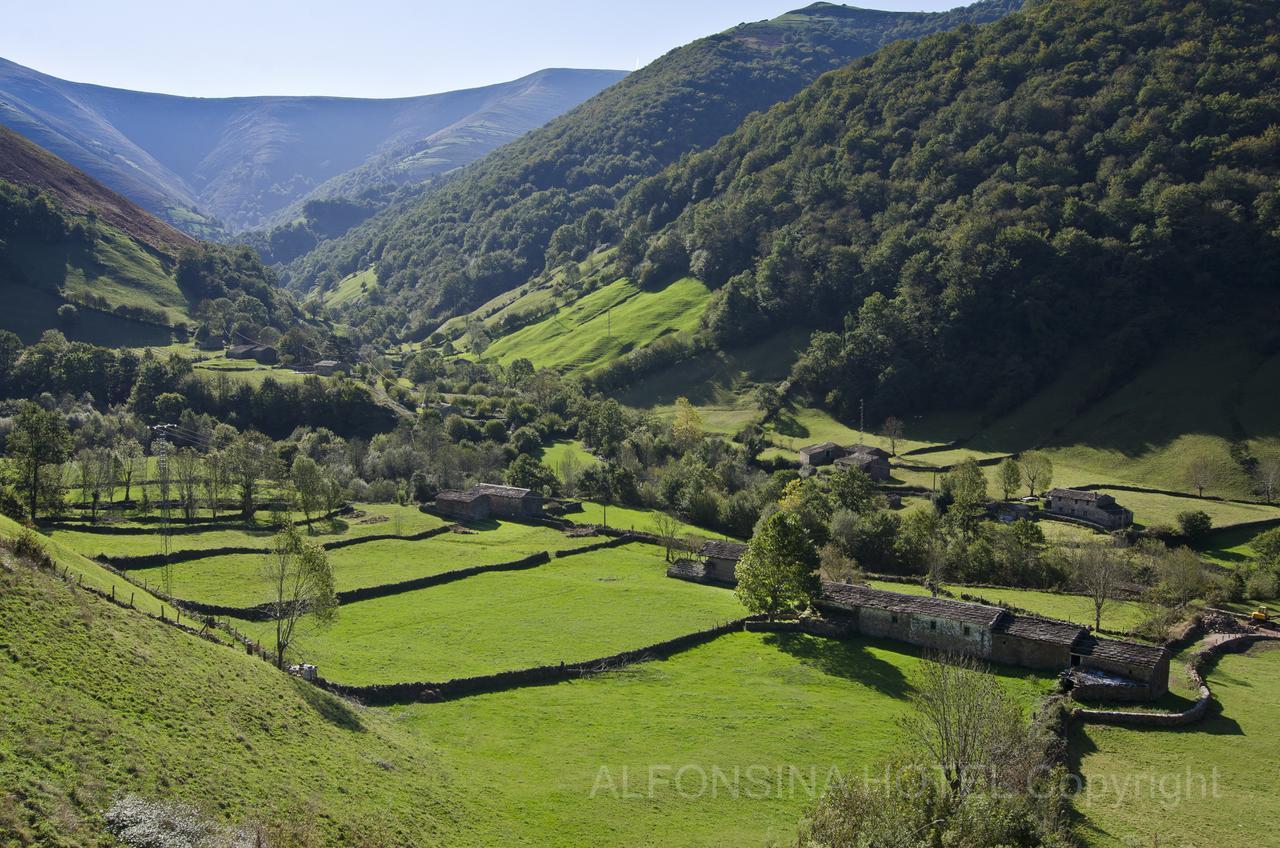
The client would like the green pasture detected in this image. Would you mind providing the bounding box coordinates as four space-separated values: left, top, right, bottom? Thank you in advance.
481 276 711 372
230 545 744 685
153 519 588 607
400 630 1054 848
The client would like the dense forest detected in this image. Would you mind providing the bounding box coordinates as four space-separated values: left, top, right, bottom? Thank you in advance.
601 0 1280 418
284 0 1022 340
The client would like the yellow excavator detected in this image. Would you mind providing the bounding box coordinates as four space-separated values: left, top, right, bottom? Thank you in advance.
1251 607 1271 624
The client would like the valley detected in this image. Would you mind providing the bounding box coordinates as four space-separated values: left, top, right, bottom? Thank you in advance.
2 0 1280 846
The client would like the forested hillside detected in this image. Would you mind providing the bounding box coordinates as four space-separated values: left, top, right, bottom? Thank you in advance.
604 0 1280 419
0 127 295 343
286 0 1023 338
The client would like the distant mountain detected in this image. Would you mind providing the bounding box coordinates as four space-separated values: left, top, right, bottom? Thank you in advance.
0 60 625 235
283 0 1023 335
0 127 287 345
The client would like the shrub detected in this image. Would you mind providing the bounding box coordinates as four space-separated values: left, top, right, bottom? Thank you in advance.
1176 510 1213 542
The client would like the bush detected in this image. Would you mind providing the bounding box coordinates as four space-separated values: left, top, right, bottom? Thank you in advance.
1176 510 1213 542
1246 568 1279 601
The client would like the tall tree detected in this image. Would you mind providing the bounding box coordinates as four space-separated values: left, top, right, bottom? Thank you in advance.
172 447 202 523
1073 543 1124 632
734 510 820 619
671 397 704 450
8 402 71 520
262 526 337 669
880 417 905 457
1255 456 1280 503
118 439 143 503
290 454 325 529
1020 451 1053 497
996 458 1022 501
943 459 987 541
1186 455 1216 498
224 431 279 520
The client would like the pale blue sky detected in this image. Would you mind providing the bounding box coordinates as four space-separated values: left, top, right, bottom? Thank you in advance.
3 0 971 98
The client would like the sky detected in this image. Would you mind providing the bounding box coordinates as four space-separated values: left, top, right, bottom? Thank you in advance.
2 0 971 99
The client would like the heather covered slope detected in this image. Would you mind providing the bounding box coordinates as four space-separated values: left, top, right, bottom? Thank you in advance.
284 0 1023 332
0 58 624 233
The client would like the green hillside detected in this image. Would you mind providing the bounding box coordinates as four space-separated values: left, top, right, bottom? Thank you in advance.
479 276 711 371
285 0 1023 336
0 526 465 845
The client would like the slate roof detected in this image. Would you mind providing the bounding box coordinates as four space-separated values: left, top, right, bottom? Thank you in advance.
701 540 747 561
1048 488 1104 502
847 444 891 459
821 583 1007 628
1074 636 1168 670
227 344 257 356
799 441 842 456
995 614 1086 647
436 489 483 503
471 484 534 499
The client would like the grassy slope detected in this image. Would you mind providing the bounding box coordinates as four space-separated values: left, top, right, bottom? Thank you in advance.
480 276 710 371
321 266 378 308
400 630 1052 848
230 545 745 685
0 542 466 845
1072 645 1280 848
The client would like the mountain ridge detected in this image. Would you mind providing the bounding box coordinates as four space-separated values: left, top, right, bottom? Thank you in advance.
0 58 625 234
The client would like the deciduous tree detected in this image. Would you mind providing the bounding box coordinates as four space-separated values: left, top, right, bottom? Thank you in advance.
1020 451 1053 497
262 526 337 669
734 510 819 619
9 401 71 520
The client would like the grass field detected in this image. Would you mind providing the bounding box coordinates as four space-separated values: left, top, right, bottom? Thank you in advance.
397 630 1054 848
1072 644 1280 848
230 545 744 685
864 579 1147 633
45 503 443 559
152 519 590 607
575 501 731 539
536 439 600 479
321 266 377 308
481 276 711 372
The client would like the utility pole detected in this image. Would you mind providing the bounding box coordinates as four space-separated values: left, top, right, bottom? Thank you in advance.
859 398 865 446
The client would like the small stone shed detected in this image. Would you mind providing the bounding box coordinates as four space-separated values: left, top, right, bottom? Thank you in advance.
434 484 545 521
700 540 747 583
1045 488 1133 529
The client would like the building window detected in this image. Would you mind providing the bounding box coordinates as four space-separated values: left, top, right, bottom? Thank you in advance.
891 614 898 624
964 626 971 636
930 620 937 630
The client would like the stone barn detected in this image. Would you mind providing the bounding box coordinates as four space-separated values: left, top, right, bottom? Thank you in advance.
433 484 546 521
816 583 1169 700
1045 488 1133 529
835 445 892 481
700 540 747 584
799 442 847 468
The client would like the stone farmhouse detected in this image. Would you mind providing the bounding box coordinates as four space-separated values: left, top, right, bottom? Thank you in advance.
434 484 546 521
818 583 1169 700
665 564 1169 700
799 442 892 480
1045 488 1134 530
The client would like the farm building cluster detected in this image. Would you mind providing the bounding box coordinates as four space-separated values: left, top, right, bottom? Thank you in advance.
798 442 892 480
670 546 1167 701
434 484 548 521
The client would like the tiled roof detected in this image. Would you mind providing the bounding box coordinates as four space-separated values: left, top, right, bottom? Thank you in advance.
799 441 842 456
995 614 1086 647
701 540 747 560
847 444 891 459
820 583 1007 628
1074 636 1168 670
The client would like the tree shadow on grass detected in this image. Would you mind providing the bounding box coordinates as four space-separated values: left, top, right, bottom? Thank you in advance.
762 633 911 699
291 678 365 733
